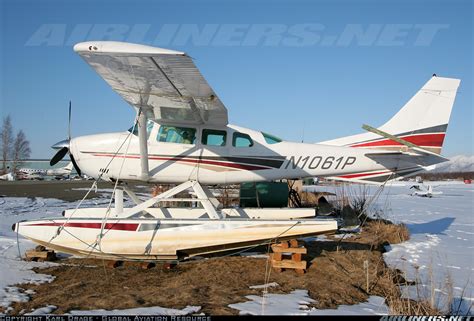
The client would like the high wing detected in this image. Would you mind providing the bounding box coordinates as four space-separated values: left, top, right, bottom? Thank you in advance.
74 41 228 126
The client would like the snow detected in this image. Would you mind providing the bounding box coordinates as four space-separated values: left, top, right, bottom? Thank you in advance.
305 181 473 314
379 183 474 314
229 289 315 315
0 197 59 310
0 196 132 311
25 305 57 315
229 289 389 315
249 282 279 289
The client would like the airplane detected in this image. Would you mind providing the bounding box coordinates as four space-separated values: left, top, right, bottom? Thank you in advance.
0 172 14 181
16 162 74 180
16 168 45 180
46 162 74 178
410 184 443 198
13 41 461 261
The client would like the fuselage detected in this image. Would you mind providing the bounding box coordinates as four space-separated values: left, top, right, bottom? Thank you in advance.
70 122 420 185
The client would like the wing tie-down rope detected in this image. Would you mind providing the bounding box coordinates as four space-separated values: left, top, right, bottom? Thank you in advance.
41 112 140 249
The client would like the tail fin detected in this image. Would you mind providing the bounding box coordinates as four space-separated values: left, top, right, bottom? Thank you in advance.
63 162 74 171
320 75 461 154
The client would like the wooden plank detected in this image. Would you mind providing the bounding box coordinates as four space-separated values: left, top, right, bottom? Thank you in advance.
270 253 282 261
25 250 49 259
35 245 46 252
25 250 56 261
292 253 302 262
279 241 289 249
25 250 54 259
271 245 307 254
289 239 299 248
271 259 307 270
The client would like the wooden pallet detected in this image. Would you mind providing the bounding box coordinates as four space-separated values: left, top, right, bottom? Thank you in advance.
25 245 57 262
270 240 307 275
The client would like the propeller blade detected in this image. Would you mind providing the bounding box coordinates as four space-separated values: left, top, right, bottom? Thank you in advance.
50 147 69 166
70 154 81 176
68 101 72 141
51 139 70 150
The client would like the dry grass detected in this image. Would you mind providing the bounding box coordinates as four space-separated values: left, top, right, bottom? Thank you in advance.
4 220 431 315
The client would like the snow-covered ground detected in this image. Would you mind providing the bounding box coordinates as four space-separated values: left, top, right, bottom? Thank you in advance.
380 183 474 315
1 181 473 315
306 181 474 315
0 196 133 313
229 289 389 315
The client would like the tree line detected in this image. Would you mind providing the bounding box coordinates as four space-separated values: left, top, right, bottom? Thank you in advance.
0 115 31 174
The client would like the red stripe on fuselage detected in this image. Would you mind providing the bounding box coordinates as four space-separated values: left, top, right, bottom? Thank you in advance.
92 154 270 171
339 171 389 179
26 222 139 231
337 166 420 179
350 133 445 148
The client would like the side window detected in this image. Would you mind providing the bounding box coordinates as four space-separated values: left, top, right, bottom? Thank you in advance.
157 126 196 144
262 132 283 144
233 132 253 147
202 129 227 146
128 120 154 139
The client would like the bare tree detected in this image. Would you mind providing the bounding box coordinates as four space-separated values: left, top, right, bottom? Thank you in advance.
1 115 13 172
12 130 31 171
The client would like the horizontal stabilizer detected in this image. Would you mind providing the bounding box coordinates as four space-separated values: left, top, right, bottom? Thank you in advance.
362 124 449 162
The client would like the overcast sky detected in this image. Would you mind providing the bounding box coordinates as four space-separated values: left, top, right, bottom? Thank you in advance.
1 0 472 158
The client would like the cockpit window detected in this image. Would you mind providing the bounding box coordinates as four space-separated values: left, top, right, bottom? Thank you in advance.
233 132 253 147
262 132 283 144
202 129 227 146
157 126 196 144
128 120 154 139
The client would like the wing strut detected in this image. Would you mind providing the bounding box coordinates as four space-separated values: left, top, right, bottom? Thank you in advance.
138 110 149 181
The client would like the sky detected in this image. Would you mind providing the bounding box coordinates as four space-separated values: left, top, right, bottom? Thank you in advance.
0 0 472 159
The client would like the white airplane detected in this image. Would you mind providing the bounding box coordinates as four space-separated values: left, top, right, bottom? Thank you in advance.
410 184 443 198
13 41 461 261
16 162 73 180
0 172 14 181
16 167 45 180
46 162 74 178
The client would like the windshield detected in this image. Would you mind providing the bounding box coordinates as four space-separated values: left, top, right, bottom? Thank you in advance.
128 120 154 139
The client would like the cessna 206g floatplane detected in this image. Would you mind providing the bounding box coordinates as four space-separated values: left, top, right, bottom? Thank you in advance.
13 41 460 261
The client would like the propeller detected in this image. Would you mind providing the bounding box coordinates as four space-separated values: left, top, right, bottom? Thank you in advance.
50 101 82 175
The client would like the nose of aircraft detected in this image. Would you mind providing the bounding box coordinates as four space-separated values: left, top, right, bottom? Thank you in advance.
51 139 70 150
49 138 82 175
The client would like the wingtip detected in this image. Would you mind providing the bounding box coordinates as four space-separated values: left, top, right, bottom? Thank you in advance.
73 41 185 56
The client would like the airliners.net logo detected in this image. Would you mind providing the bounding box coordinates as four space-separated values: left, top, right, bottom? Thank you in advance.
25 23 449 47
